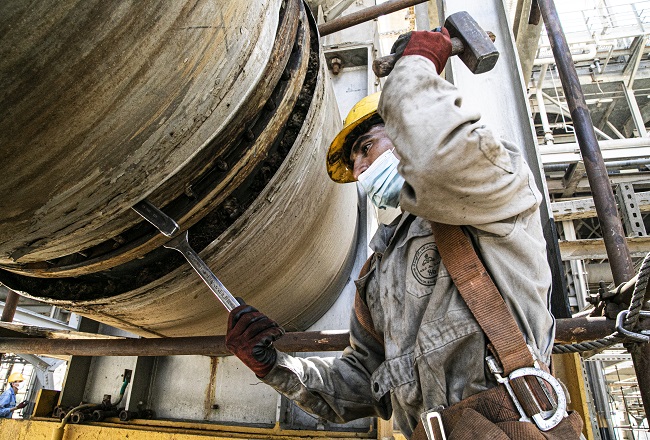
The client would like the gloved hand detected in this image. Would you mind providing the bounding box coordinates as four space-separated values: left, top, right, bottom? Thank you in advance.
15 401 27 410
226 302 285 378
390 27 452 74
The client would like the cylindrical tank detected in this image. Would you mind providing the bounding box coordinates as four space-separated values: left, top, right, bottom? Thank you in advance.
0 0 358 336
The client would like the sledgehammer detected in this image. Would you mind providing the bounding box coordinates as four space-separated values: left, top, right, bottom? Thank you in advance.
373 11 499 77
132 199 240 311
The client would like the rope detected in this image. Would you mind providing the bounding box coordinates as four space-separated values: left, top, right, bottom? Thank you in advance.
552 334 624 354
624 251 650 328
552 252 650 355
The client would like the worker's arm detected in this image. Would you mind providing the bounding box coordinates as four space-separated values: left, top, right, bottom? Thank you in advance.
227 304 391 423
378 55 541 226
0 390 14 418
263 310 391 423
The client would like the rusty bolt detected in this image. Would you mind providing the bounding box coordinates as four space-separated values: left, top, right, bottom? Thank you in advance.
216 159 229 171
184 184 197 199
330 57 342 75
112 235 126 245
223 198 240 219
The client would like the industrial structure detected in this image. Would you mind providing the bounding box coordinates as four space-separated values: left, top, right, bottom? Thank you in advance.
1 0 650 439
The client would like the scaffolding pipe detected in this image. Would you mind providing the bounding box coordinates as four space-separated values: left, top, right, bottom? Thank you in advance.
535 66 555 147
540 91 615 142
544 157 650 172
0 331 351 357
540 137 650 155
0 290 19 323
538 0 633 285
0 290 19 361
317 0 428 36
0 317 645 356
537 0 649 423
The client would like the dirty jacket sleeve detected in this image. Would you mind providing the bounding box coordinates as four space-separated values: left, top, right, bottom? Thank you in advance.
261 309 391 423
378 55 540 225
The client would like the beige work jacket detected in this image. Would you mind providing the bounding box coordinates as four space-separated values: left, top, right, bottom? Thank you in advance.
262 55 555 437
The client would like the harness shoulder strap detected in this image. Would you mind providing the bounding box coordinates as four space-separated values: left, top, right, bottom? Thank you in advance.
430 222 534 374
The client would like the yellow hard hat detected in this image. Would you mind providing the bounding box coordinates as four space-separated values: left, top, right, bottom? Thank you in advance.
327 92 382 183
7 372 24 383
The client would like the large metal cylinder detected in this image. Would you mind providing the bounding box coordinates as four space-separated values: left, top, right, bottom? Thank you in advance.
0 0 358 336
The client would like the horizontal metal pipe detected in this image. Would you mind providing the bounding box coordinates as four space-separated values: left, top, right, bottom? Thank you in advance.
533 45 597 66
318 0 428 37
0 330 351 357
540 138 650 155
544 157 650 172
555 316 650 344
1 318 646 356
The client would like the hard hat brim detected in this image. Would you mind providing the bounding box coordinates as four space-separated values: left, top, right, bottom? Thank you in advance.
7 372 25 383
326 111 377 184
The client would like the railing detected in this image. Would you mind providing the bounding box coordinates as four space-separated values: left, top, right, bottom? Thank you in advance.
536 1 650 60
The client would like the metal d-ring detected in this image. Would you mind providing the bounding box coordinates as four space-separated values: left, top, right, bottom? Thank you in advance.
508 367 568 431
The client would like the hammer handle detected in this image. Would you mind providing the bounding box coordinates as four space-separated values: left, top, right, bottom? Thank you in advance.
373 37 464 77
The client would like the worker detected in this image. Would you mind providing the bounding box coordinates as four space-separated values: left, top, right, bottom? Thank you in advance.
226 29 581 439
0 372 27 418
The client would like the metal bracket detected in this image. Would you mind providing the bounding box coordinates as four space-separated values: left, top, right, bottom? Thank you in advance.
616 310 650 343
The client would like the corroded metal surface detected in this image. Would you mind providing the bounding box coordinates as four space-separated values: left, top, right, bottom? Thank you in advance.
0 1 358 336
1 0 293 273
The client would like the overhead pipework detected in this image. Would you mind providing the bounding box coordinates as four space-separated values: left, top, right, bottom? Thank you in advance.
0 0 358 336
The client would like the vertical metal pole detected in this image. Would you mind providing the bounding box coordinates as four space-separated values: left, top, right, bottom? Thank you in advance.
585 361 616 440
1 289 19 322
536 0 634 285
623 86 648 138
1 289 20 362
536 0 650 424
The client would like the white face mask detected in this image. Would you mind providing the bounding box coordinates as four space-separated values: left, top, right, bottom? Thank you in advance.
357 149 404 209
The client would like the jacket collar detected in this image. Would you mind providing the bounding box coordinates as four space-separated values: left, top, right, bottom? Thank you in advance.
369 211 416 254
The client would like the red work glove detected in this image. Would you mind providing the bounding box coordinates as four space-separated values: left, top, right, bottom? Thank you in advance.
226 303 285 378
390 28 452 74
15 401 27 410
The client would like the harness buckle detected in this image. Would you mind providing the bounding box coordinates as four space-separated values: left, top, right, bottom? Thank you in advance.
420 410 447 440
486 355 567 431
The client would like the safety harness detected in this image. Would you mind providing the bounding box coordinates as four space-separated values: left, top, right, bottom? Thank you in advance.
355 223 583 440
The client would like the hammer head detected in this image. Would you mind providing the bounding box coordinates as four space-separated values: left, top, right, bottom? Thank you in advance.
445 11 499 74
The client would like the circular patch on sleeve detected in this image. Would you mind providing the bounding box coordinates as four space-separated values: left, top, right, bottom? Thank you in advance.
411 243 440 286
